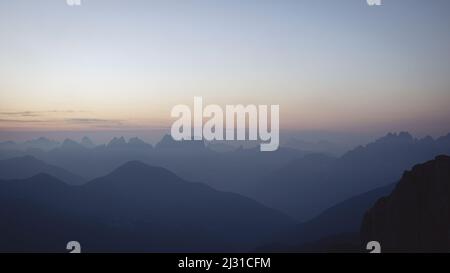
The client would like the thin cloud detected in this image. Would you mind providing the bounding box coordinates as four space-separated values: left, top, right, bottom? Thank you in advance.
65 118 123 126
0 118 49 123
0 110 88 117
0 111 41 117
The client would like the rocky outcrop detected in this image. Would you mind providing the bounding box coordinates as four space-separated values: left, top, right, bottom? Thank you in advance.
361 155 450 252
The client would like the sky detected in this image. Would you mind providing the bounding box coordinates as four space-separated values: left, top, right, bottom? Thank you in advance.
0 0 450 142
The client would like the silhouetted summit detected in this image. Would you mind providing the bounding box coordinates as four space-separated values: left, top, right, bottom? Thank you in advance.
361 155 450 252
128 137 152 149
106 137 152 150
91 160 182 188
81 136 95 148
61 139 86 151
107 137 127 148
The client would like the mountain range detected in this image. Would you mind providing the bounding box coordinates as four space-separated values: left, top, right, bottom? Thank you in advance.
247 132 450 220
0 135 308 195
0 161 294 252
0 156 85 185
1 132 449 252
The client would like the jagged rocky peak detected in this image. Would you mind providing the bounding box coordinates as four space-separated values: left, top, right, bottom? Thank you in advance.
61 138 83 149
375 131 414 144
81 136 95 148
107 136 127 148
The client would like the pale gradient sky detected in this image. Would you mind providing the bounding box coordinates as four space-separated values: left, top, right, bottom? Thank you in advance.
1 0 450 138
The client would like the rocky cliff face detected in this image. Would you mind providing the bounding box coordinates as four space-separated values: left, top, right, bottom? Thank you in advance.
361 155 450 252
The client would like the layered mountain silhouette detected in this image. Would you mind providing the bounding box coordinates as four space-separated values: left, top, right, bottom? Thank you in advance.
1 132 449 252
248 132 450 220
0 135 307 194
0 137 60 159
0 161 294 252
0 137 60 152
361 155 450 252
0 156 85 185
256 183 395 252
80 136 95 148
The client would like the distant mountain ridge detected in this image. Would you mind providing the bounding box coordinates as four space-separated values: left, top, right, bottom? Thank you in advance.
0 134 308 194
0 137 60 152
1 132 449 223
248 132 450 220
81 136 95 148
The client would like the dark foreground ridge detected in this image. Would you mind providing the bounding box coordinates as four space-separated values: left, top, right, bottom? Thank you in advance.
361 155 450 252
